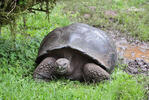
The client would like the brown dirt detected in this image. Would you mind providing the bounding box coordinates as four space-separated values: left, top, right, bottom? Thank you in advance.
107 30 149 76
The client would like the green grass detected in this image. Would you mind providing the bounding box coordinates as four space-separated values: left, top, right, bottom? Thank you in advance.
61 0 149 41
0 2 148 100
0 64 147 100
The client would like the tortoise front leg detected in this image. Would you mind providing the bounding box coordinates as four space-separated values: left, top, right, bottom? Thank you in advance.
33 57 56 81
83 63 110 82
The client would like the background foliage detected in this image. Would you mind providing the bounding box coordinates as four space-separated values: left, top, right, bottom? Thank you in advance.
0 0 56 27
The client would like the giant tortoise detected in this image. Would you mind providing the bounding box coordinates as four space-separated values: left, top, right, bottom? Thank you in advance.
33 23 117 82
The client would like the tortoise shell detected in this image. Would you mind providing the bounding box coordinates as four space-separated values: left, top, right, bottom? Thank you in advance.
35 23 117 73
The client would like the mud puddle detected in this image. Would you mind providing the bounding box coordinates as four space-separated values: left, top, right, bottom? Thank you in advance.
107 30 149 76
116 39 149 63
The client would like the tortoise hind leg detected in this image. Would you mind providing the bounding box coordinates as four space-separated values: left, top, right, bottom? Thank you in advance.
83 63 110 82
33 57 56 81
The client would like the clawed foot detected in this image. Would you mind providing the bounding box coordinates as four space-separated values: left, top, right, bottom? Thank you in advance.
33 57 70 81
33 57 56 81
83 63 110 82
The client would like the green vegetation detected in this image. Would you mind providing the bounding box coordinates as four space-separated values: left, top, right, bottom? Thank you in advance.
0 1 148 100
0 0 56 27
61 0 149 41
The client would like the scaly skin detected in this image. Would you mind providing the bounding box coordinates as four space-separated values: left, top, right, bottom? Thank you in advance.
34 57 109 82
55 58 70 75
33 57 70 81
33 57 56 81
83 63 110 82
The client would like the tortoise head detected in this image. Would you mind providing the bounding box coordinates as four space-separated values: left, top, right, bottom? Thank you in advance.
55 58 70 75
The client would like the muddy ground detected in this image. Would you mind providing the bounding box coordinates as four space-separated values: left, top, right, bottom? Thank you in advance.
106 30 149 76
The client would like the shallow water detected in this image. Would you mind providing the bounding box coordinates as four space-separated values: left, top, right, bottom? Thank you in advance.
117 42 149 63
107 30 149 75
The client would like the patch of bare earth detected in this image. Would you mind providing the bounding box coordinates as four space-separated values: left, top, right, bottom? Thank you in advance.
107 30 149 76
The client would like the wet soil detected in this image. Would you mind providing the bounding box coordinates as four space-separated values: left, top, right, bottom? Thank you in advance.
107 30 149 76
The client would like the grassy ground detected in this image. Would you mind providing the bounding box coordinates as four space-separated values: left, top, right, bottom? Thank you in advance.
0 1 148 100
61 0 149 41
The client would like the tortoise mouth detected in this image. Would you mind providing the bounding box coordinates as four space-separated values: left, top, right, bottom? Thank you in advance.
56 65 68 75
35 47 108 73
